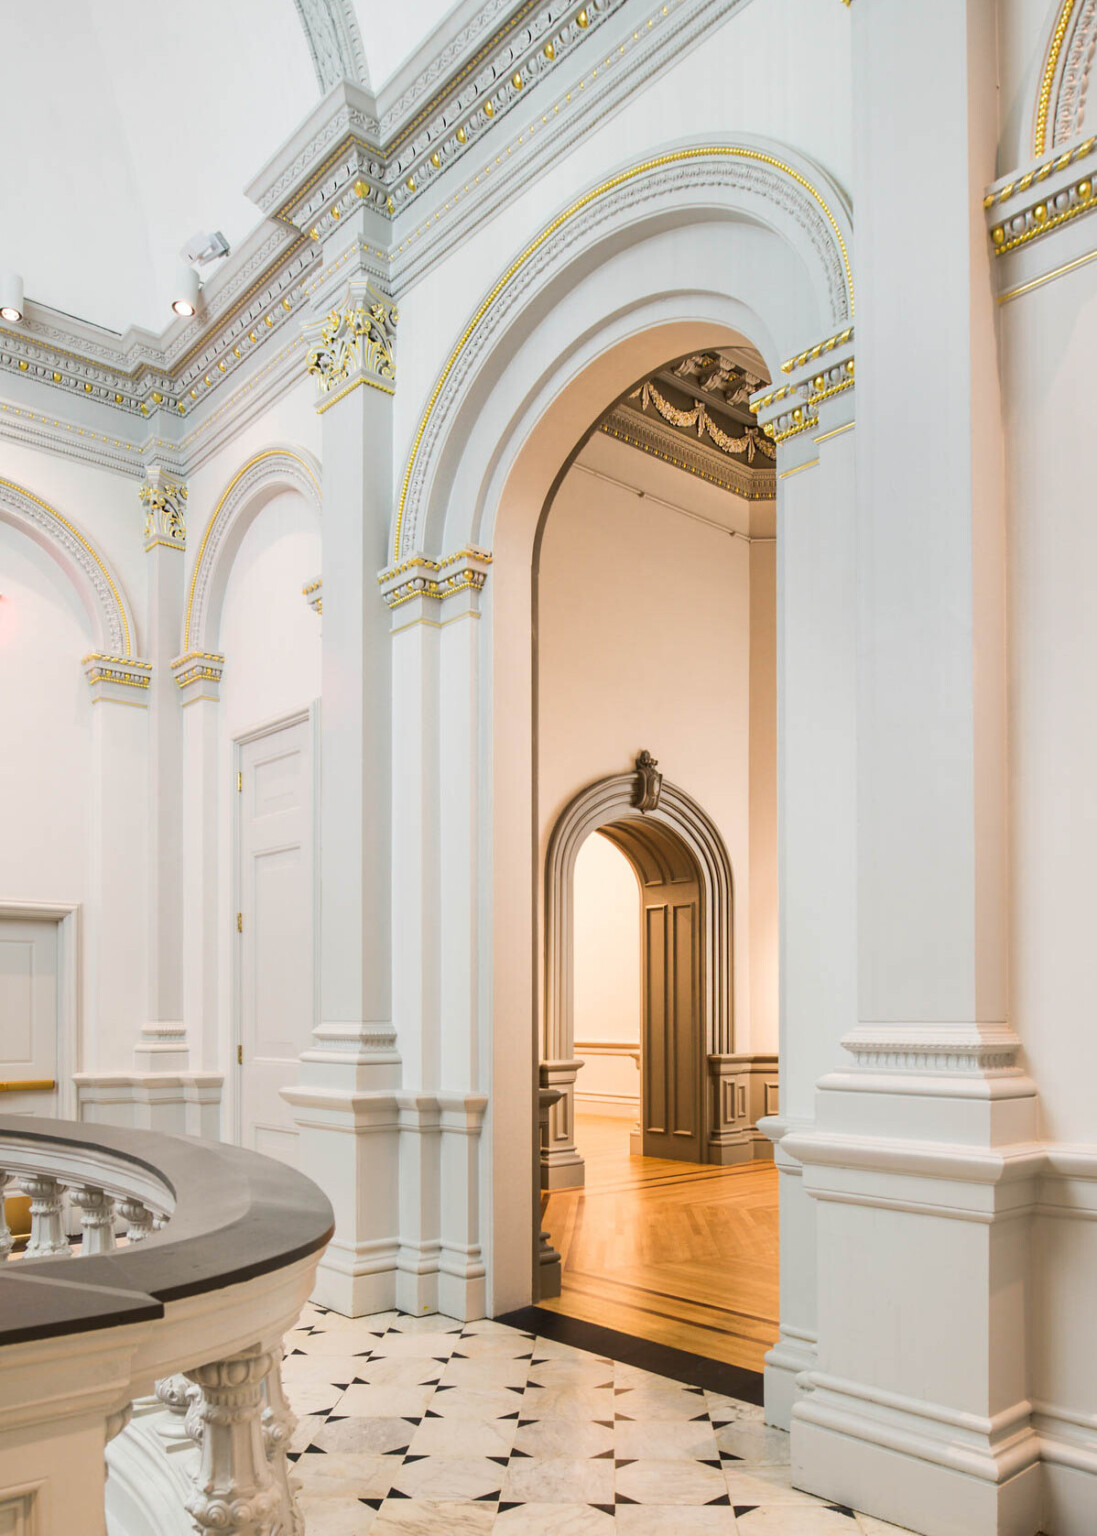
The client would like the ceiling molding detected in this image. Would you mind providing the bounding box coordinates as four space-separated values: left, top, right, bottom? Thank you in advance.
294 0 370 90
0 0 759 480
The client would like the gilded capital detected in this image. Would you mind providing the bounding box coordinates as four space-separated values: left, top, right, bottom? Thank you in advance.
306 285 397 410
141 466 187 551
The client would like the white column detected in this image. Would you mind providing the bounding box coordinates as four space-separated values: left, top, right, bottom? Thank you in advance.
785 5 1038 1534
83 656 151 1076
138 468 188 1075
283 264 402 1316
753 335 858 1431
174 654 224 1086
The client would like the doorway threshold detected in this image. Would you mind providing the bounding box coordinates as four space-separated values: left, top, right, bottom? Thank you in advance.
496 1305 764 1405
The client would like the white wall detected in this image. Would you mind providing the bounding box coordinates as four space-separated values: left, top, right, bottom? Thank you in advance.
0 524 93 910
537 429 776 1058
572 831 641 1114
216 488 323 1108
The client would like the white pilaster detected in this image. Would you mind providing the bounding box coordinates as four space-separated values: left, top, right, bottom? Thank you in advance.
174 652 224 1083
283 229 402 1315
786 6 1038 1533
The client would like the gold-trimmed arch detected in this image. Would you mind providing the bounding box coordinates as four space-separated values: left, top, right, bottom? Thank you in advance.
392 141 854 560
0 475 137 658
183 446 322 655
1034 0 1097 156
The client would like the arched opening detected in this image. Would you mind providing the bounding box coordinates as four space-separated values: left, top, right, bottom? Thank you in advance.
530 342 780 1369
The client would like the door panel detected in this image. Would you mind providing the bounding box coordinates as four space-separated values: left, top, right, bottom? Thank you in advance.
641 880 702 1161
0 920 59 1115
237 718 314 1168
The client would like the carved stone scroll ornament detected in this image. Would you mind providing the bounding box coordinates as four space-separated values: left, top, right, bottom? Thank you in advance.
631 750 663 813
306 295 397 396
140 468 187 550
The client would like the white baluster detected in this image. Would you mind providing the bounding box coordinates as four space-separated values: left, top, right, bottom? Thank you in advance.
184 1352 281 1536
0 1172 12 1259
261 1351 303 1536
71 1184 116 1254
118 1196 153 1243
152 1210 169 1231
154 1374 199 1445
20 1173 71 1258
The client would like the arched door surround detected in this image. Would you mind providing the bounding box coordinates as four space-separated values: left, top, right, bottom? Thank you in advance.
541 755 771 1188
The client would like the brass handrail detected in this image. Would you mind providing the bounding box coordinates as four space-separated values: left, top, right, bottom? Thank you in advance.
0 1080 56 1093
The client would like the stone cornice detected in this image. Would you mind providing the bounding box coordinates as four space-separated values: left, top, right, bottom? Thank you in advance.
751 329 855 446
600 405 776 501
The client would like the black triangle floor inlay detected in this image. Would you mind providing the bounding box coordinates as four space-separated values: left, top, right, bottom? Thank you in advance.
734 1507 759 1517
592 1505 616 1517
706 1493 732 1505
828 1505 857 1518
359 1498 384 1510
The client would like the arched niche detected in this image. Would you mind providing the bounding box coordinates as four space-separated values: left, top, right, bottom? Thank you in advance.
182 446 322 657
0 476 139 659
541 764 735 1188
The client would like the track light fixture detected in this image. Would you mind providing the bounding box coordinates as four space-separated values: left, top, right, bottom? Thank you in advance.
171 231 230 320
171 264 201 319
0 272 24 324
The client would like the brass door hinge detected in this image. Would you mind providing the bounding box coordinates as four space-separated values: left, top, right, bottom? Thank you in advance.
236 770 242 792
237 1044 243 1065
236 911 243 933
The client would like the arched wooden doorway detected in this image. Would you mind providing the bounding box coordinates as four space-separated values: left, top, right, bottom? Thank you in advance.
540 752 758 1190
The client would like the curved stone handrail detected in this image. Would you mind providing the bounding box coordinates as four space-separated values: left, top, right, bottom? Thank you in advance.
0 1114 333 1342
0 1115 334 1536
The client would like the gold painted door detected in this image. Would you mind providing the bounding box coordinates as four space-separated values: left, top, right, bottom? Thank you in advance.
641 879 703 1162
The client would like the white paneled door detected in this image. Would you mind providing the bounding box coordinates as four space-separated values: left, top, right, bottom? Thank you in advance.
235 714 315 1167
0 918 59 1115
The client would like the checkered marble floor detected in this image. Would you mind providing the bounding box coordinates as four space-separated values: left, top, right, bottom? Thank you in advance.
283 1302 917 1535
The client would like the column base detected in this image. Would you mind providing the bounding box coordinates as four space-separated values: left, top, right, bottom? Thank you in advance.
793 1415 1042 1536
74 1073 222 1137
764 1329 816 1431
540 1153 585 1190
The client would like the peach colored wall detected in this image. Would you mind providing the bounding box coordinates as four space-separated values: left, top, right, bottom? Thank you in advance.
572 831 641 1113
536 431 776 1057
750 537 779 1055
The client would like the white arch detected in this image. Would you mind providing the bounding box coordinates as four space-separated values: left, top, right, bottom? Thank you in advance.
392 136 853 561
0 476 138 658
183 446 322 655
1035 0 1097 155
544 770 734 1071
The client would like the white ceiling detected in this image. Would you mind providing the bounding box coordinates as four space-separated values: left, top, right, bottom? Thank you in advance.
0 0 467 337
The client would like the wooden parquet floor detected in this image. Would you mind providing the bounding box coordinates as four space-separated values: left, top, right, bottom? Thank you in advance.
540 1115 779 1372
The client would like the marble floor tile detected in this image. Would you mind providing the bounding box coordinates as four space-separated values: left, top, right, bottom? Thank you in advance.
282 1352 367 1388
406 1413 518 1458
454 1330 538 1360
520 1386 616 1423
370 1498 497 1534
347 1356 446 1388
290 1449 403 1501
333 1383 437 1420
614 1506 740 1534
735 1507 860 1535
367 1330 464 1359
527 1359 616 1390
388 1453 506 1501
723 1465 831 1508
713 1421 791 1464
424 1384 526 1420
512 1417 615 1459
613 1385 711 1422
308 1416 418 1458
501 1454 614 1505
289 1410 328 1453
614 1456 730 1506
614 1418 720 1462
282 1379 346 1417
440 1354 532 1389
705 1392 764 1426
531 1337 613 1365
385 1314 464 1335
296 1492 378 1535
494 1503 616 1534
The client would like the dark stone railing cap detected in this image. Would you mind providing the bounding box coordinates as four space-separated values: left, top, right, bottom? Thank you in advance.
0 1116 334 1346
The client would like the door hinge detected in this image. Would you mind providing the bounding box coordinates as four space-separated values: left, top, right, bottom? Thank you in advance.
236 911 243 933
237 1044 243 1066
236 770 242 792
